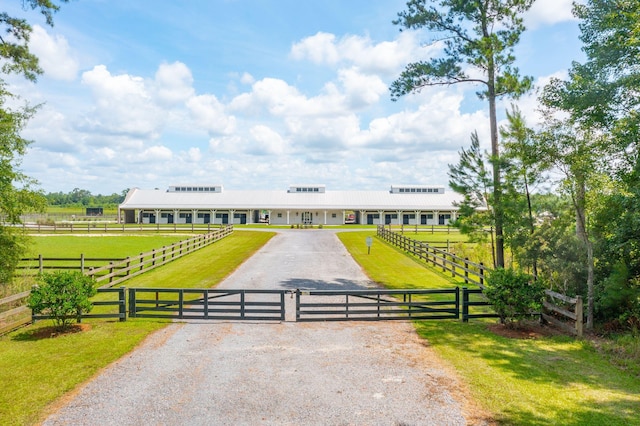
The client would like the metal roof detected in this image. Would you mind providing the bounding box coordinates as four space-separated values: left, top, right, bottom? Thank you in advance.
119 187 462 211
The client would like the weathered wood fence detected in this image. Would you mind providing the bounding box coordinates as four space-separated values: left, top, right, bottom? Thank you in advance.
541 290 584 337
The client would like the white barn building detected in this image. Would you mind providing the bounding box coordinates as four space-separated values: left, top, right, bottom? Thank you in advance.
118 184 462 226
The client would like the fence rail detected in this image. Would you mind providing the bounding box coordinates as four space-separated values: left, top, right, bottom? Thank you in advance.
19 222 230 234
32 288 127 323
541 290 584 337
17 225 233 288
377 225 489 289
0 291 32 335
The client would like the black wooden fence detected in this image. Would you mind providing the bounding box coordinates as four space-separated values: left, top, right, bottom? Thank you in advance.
377 225 489 289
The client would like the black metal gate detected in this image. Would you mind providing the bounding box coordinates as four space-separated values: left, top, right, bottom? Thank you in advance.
125 287 492 322
128 288 286 321
295 288 460 322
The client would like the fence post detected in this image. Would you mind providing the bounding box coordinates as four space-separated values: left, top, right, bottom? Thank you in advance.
140 253 144 271
455 287 460 319
128 289 136 318
451 254 456 277
81 253 85 274
109 262 114 284
464 258 469 285
39 254 43 274
575 296 584 337
462 287 469 322
119 288 126 322
479 263 485 288
152 249 156 266
126 257 131 277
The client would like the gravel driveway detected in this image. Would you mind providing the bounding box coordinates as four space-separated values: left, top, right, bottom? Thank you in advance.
42 230 478 425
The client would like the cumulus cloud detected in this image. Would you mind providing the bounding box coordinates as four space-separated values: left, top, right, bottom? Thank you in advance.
248 125 288 155
80 65 165 138
290 31 434 76
29 25 79 81
187 94 236 135
526 0 580 29
154 61 195 105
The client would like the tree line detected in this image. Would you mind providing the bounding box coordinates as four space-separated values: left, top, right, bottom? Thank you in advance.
393 0 639 331
45 188 127 208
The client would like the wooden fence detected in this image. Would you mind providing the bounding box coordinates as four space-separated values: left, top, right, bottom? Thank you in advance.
32 288 127 323
378 225 585 336
541 290 584 337
20 222 228 234
0 291 31 335
18 225 233 289
377 225 489 289
0 226 233 334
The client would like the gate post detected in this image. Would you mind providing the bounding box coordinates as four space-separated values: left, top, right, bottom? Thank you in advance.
455 287 460 319
119 287 126 322
462 287 469 322
128 288 136 318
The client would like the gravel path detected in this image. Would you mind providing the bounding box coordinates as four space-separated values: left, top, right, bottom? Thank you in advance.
42 230 476 425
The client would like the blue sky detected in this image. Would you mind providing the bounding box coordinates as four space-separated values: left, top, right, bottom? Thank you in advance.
7 0 584 194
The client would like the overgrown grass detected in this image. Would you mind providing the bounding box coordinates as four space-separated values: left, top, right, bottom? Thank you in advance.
339 231 640 426
0 230 275 426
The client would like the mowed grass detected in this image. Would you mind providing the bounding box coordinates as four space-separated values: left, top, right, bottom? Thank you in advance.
26 234 190 258
338 231 640 426
0 230 275 426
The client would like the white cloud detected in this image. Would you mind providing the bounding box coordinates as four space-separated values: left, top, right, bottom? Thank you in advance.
80 65 164 138
290 31 436 76
154 61 195 105
29 25 79 81
248 125 287 155
526 0 579 29
187 94 236 135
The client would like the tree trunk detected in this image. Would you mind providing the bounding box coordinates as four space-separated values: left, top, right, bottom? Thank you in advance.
574 178 594 329
488 71 504 268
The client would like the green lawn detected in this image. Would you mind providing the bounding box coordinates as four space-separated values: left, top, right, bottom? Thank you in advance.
0 230 275 426
338 231 640 426
26 234 189 258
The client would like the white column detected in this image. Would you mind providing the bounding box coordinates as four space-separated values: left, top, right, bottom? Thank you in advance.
378 210 384 225
359 210 366 225
287 210 290 225
229 209 235 225
433 210 439 225
397 210 403 225
324 211 327 225
210 209 216 225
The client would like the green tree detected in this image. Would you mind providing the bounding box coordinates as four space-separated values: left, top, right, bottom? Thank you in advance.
28 271 96 331
390 0 535 268
448 131 496 266
0 1 66 284
500 105 543 276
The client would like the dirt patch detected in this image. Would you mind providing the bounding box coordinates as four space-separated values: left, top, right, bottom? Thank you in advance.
487 322 561 339
21 323 91 340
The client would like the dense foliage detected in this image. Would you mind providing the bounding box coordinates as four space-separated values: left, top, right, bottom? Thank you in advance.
0 2 67 284
444 0 640 331
484 268 545 327
28 271 97 330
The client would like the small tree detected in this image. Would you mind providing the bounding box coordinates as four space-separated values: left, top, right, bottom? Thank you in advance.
484 268 544 327
28 271 97 331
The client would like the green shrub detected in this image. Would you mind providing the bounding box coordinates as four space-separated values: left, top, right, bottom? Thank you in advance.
27 271 97 331
484 268 545 327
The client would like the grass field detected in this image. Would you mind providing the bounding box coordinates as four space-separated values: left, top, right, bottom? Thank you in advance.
0 230 275 426
339 231 640 426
